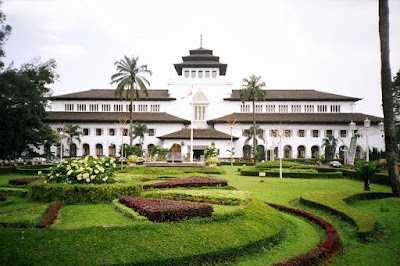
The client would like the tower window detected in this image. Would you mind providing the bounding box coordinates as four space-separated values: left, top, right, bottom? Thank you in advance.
205 71 210 78
198 71 203 78
184 71 189 78
191 71 196 78
212 71 217 78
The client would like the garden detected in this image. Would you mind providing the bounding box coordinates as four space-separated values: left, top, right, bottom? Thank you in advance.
0 157 399 265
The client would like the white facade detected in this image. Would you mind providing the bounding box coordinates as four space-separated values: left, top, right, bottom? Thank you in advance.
44 47 385 161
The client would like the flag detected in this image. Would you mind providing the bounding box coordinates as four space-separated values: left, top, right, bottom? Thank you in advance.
180 91 192 99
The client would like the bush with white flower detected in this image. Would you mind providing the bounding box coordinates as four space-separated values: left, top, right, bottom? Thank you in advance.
46 156 116 184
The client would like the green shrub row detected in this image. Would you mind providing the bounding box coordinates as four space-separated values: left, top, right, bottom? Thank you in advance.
17 164 54 170
28 182 142 204
15 168 51 175
255 161 301 169
218 162 255 166
240 168 342 179
300 191 393 238
111 199 148 221
0 166 16 175
0 187 28 197
314 167 341 173
339 169 390 186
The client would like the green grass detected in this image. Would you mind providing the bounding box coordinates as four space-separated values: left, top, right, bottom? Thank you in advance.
0 173 38 187
0 197 47 228
0 200 286 265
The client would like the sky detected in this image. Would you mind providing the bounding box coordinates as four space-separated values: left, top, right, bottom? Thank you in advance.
2 0 400 117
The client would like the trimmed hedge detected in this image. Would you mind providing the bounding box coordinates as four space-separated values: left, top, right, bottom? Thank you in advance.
9 177 44 186
143 177 228 189
36 202 62 228
14 164 53 175
119 196 213 222
0 166 16 175
314 167 341 173
29 183 142 204
240 168 343 179
266 202 339 266
218 162 255 166
0 187 28 197
111 199 148 221
255 161 301 169
300 191 393 238
339 169 390 186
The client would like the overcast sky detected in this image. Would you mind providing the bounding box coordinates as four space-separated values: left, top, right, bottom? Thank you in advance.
3 0 400 117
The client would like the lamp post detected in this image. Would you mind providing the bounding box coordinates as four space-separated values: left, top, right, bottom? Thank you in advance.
349 121 356 137
364 118 371 161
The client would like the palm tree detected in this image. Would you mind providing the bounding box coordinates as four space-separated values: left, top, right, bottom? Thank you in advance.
379 0 400 196
111 55 152 146
322 134 338 162
132 122 148 147
245 125 265 146
355 160 383 191
64 124 81 157
239 75 267 160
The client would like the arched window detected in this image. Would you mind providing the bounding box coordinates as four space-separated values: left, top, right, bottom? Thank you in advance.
284 145 292 158
297 145 305 159
274 147 279 158
83 144 90 156
108 145 116 157
96 144 103 156
311 146 319 158
243 145 251 159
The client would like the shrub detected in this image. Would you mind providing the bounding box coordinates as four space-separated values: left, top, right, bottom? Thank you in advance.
36 202 62 228
29 182 142 204
0 195 6 201
0 166 16 175
255 161 301 169
46 156 116 184
127 155 139 164
9 177 44 186
218 162 255 166
205 156 219 165
143 177 228 189
240 168 342 178
111 199 148 221
0 187 28 197
119 196 213 222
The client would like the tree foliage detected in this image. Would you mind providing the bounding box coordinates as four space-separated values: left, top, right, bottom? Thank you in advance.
322 134 338 162
0 1 12 69
355 160 383 191
392 69 400 117
0 59 58 158
132 122 148 146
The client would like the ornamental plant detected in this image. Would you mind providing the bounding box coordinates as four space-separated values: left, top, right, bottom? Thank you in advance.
46 156 116 184
127 155 139 164
206 156 219 165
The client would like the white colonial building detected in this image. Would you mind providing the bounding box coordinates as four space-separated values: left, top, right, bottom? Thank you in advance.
44 46 385 161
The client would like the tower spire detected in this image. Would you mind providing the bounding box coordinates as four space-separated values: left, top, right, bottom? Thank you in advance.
200 34 203 48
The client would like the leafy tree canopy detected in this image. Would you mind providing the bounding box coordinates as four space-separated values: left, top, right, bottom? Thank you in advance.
393 69 400 118
0 1 12 69
0 58 58 158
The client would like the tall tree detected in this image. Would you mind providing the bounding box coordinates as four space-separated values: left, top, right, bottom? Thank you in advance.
111 55 152 145
64 124 82 157
322 134 338 162
0 1 12 70
379 0 400 196
132 122 148 147
239 75 267 160
392 69 400 118
0 59 58 158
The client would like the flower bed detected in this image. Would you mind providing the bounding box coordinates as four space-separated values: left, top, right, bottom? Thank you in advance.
119 196 213 222
143 177 227 189
266 202 339 265
37 202 62 228
46 156 116 184
9 177 44 186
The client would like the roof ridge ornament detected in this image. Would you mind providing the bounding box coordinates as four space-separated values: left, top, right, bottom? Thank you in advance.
200 34 203 48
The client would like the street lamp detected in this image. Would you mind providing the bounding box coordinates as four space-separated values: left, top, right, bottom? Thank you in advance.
364 118 371 161
349 121 356 136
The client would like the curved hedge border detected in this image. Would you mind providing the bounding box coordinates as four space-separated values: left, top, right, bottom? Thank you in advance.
9 177 44 186
29 182 142 204
266 202 340 266
300 191 393 238
36 202 62 228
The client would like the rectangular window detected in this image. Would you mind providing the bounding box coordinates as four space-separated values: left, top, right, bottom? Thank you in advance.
255 105 262 113
340 130 347 138
212 70 217 78
330 105 341 113
89 104 98 112
148 129 155 136
291 105 301 113
270 129 278 138
198 71 203 78
184 70 189 78
312 130 319 138
96 128 102 136
109 129 115 136
266 105 275 113
126 104 135 112
326 129 333 137
56 127 63 132
205 71 210 78
151 104 160 112
317 105 327 113
284 129 292 137
114 104 123 112
278 105 288 113
240 104 250 113
305 105 314 113
257 129 264 138
242 129 250 137
101 104 111 112
138 104 148 112
191 71 196 78
123 128 129 136
77 104 86 112
298 129 305 138
83 128 90 136
65 104 74 111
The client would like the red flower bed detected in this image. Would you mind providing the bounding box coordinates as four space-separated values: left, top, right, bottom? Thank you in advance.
119 196 213 222
266 202 340 266
143 176 227 189
36 202 62 228
9 177 44 186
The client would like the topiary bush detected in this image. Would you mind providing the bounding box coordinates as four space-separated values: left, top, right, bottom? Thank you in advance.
143 177 227 189
46 156 116 184
255 161 301 169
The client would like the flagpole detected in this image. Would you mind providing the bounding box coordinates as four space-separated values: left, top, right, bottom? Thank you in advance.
190 86 194 163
